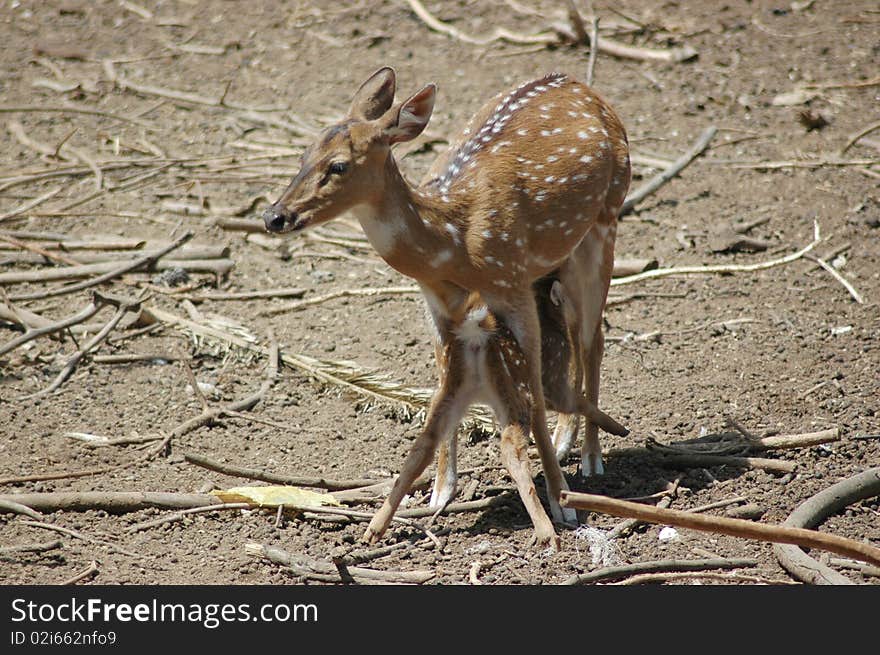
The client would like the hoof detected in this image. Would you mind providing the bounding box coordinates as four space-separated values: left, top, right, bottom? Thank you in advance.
428 484 455 510
580 453 605 478
361 525 381 544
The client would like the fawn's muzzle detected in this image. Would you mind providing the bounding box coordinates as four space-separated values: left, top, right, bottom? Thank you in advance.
263 205 296 233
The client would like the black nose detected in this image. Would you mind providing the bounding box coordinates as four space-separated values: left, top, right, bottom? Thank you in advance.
262 206 290 233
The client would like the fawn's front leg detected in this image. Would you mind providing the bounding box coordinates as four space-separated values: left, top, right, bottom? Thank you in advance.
363 386 467 544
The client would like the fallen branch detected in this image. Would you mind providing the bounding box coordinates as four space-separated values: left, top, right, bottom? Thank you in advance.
0 257 233 284
183 452 381 491
610 220 821 287
332 530 447 566
246 542 435 584
0 237 148 251
561 557 757 585
774 467 880 585
560 490 880 568
5 231 193 301
727 157 879 170
1 244 229 265
91 353 179 365
620 126 717 216
649 449 798 474
0 492 218 513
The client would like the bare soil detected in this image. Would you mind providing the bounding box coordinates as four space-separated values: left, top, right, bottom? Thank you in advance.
1 0 878 586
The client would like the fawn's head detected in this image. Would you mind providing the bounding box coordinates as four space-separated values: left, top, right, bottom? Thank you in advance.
263 67 436 233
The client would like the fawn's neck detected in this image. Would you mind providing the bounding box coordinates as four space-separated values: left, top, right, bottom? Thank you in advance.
351 155 469 282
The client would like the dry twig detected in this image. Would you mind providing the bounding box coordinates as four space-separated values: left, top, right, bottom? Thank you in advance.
247 542 434 584
620 126 717 216
183 452 381 491
560 490 880 568
561 556 757 585
5 231 193 301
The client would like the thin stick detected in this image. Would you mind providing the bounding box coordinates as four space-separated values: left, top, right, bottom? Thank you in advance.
620 126 717 216
62 560 98 585
0 293 103 357
247 542 435 584
610 220 821 287
333 530 448 566
184 287 306 302
0 234 80 266
0 186 64 223
183 359 209 412
586 16 600 87
727 157 879 170
259 286 421 316
652 451 797 474
613 571 796 585
125 503 251 533
91 353 179 365
0 492 219 513
5 231 192 301
145 340 280 459
22 295 141 399
0 540 62 556
19 520 143 559
183 452 380 491
840 119 880 156
0 104 154 128
0 498 44 520
561 557 757 585
750 428 840 451
806 255 865 304
559 490 880 568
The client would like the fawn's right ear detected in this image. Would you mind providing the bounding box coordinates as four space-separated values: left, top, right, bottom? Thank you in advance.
382 83 436 144
550 281 566 307
349 67 397 121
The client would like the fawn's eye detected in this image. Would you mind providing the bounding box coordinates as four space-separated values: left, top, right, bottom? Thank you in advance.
328 161 348 175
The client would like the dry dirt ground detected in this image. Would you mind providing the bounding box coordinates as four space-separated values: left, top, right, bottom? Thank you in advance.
1 0 878 586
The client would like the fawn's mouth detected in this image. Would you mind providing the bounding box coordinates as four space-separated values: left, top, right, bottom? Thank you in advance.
262 205 310 233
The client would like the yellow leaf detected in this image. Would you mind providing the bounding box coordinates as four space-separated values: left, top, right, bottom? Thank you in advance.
212 485 340 509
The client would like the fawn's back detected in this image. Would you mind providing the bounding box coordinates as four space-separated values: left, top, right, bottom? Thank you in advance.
420 72 630 282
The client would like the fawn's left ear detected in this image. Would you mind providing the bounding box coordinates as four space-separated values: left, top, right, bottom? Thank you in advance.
382 84 436 144
550 281 566 307
349 67 397 121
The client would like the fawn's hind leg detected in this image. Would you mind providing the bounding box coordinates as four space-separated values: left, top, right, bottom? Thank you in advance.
499 422 558 549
